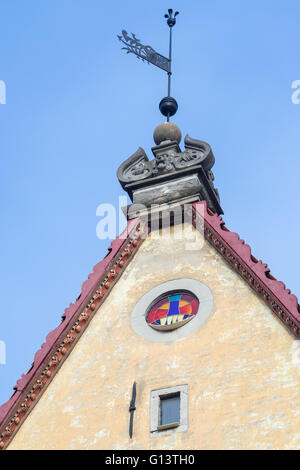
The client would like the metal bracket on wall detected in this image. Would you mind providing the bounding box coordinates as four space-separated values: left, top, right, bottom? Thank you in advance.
129 381 137 439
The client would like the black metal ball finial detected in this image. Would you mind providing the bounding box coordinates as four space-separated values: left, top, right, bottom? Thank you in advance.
159 96 178 118
162 9 180 120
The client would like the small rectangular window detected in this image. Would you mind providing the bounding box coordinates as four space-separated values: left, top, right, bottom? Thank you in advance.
160 393 180 428
150 385 188 436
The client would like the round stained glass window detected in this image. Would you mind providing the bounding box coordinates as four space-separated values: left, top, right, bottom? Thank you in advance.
146 291 199 331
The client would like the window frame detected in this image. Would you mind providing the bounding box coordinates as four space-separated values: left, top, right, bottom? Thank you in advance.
150 385 188 436
146 290 199 332
130 278 213 343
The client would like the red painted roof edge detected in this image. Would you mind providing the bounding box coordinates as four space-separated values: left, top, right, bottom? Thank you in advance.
1 202 299 432
193 201 300 326
0 218 140 426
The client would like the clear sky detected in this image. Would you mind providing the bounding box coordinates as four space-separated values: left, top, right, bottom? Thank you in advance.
0 0 300 405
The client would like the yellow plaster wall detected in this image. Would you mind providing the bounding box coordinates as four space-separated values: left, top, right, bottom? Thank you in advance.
8 224 300 450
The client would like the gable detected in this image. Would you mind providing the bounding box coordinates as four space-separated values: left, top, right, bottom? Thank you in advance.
5 208 300 450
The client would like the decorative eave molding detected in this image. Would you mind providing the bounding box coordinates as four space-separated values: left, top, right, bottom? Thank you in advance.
0 218 147 450
192 202 300 335
0 202 299 449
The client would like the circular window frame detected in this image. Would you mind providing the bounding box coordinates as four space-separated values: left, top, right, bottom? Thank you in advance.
146 289 199 331
130 278 213 343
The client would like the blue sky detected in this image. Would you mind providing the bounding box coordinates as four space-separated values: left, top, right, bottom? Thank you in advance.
0 0 300 405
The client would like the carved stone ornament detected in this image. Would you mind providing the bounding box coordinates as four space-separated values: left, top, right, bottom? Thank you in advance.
117 134 223 216
117 135 215 185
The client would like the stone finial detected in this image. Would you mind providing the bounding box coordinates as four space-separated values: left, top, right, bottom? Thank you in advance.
117 131 223 219
153 122 182 145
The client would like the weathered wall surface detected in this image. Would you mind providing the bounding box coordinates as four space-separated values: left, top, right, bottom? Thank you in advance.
8 224 300 450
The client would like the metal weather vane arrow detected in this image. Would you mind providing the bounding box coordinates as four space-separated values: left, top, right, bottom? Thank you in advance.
117 9 179 121
117 30 170 73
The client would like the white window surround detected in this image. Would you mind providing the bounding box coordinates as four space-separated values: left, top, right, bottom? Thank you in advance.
130 278 213 343
150 385 188 436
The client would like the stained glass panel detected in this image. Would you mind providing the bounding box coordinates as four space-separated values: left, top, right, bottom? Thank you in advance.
146 291 199 331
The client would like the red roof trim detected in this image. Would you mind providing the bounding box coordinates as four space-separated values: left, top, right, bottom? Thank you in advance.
0 218 140 428
193 201 300 330
1 202 299 448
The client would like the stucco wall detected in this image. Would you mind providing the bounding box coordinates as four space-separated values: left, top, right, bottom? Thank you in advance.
8 224 300 450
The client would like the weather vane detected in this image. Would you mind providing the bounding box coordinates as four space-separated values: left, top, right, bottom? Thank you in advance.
117 9 179 122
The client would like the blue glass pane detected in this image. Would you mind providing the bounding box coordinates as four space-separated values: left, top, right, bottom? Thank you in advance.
161 394 180 425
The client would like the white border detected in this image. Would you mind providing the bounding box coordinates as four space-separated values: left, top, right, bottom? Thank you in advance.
130 278 213 343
